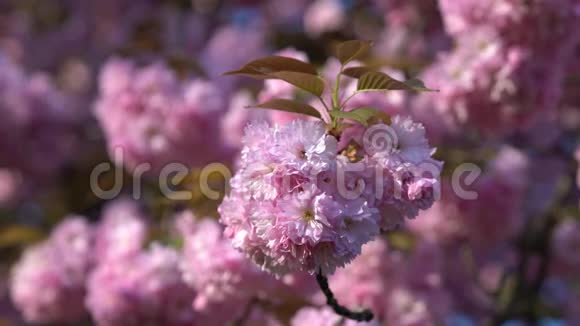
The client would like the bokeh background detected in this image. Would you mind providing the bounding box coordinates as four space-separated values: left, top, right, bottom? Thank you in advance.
0 0 579 325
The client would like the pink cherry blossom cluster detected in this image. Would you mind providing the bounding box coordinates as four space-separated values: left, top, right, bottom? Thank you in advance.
2 1 579 324
178 212 316 324
9 200 159 325
417 30 567 135
92 198 150 263
86 244 197 326
11 200 194 325
219 114 442 276
94 58 232 174
9 217 93 324
178 212 275 318
9 201 318 325
414 0 580 137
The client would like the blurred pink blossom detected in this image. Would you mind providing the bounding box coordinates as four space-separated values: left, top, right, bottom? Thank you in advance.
86 244 196 326
10 217 93 324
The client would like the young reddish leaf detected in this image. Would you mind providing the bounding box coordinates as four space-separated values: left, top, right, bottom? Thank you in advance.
330 107 379 126
268 71 325 97
249 98 321 119
224 56 318 78
342 66 375 78
357 71 436 92
336 40 372 65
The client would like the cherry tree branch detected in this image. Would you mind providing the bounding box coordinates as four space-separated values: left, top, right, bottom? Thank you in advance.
315 269 374 322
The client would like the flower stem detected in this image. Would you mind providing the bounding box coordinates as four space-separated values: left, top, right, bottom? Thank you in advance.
315 269 374 322
332 68 342 110
339 91 359 109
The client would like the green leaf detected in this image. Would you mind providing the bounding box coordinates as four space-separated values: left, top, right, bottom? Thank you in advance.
249 98 321 119
336 40 372 65
357 71 436 92
404 78 434 91
330 107 379 126
224 56 318 78
267 71 324 97
342 66 375 78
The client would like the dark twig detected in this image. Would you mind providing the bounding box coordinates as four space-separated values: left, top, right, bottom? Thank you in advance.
315 269 374 322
